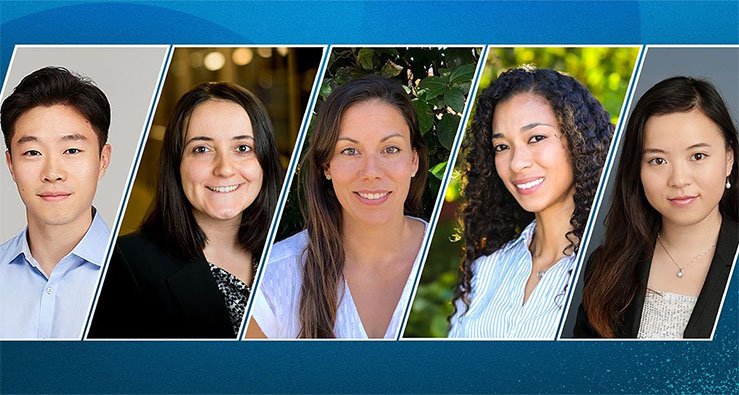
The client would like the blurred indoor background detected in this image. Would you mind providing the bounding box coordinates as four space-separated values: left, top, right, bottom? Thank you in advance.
119 46 323 235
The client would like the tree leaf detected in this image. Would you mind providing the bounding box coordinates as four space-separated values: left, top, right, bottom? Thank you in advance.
429 161 448 180
412 98 434 135
418 75 447 100
357 48 375 70
450 63 476 85
443 88 465 113
334 67 352 84
380 59 403 78
437 113 460 150
319 78 333 100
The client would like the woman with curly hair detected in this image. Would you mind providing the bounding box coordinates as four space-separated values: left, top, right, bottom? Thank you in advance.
448 66 613 339
247 76 429 338
575 77 738 339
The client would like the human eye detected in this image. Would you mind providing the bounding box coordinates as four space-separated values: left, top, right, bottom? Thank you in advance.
493 143 509 152
647 157 666 165
64 148 82 155
340 147 358 156
192 146 210 154
383 145 401 154
690 152 707 161
236 144 252 154
528 135 547 143
22 150 42 157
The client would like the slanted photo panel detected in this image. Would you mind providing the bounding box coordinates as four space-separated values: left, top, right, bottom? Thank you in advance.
562 46 739 340
0 45 169 340
87 46 324 339
245 47 483 340
404 47 640 340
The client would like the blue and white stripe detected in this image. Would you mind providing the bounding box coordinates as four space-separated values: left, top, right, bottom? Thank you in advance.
448 220 576 339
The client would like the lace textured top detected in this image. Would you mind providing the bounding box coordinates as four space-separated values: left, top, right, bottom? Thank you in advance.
637 289 697 339
209 262 254 336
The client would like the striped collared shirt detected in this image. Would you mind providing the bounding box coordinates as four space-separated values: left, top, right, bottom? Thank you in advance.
448 220 576 339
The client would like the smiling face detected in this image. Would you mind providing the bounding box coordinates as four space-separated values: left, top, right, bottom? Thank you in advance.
5 104 110 229
640 108 734 228
324 99 418 227
179 99 263 225
492 93 574 215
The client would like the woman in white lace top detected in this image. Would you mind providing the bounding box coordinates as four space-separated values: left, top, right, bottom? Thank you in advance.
576 76 739 339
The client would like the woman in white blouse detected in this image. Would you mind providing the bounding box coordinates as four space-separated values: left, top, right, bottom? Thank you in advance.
448 66 613 339
247 76 429 339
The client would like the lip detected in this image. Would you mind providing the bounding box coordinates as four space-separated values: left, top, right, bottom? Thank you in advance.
206 183 243 193
37 192 72 202
512 176 545 195
354 190 391 206
668 195 698 207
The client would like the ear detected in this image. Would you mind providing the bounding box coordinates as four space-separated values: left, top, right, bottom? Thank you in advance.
726 147 735 177
5 150 16 182
98 144 112 180
411 148 419 178
323 164 331 180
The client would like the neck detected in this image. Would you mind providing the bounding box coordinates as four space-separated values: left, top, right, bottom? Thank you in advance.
195 212 243 258
531 193 575 267
660 207 723 250
342 212 413 268
27 208 93 276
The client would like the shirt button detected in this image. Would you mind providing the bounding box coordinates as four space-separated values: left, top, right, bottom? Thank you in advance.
46 287 54 294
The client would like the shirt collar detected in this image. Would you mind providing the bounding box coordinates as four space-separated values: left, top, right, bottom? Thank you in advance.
501 220 538 253
4 209 110 268
69 209 110 267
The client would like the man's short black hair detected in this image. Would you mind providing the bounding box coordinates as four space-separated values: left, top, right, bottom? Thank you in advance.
1 66 111 152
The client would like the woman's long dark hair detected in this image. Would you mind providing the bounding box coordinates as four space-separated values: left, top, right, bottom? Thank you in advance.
298 75 428 338
142 82 283 264
452 66 614 318
583 76 739 337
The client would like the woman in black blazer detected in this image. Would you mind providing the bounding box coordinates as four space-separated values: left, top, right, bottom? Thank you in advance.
88 82 282 338
575 77 739 339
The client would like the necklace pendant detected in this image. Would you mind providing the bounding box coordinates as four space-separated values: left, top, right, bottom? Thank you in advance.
676 269 684 279
536 270 545 280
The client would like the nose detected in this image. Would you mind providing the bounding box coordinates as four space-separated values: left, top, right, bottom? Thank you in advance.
668 160 691 188
42 155 66 182
213 151 236 178
361 152 383 180
509 145 533 173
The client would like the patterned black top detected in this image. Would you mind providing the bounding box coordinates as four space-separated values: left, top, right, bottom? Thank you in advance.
208 261 255 336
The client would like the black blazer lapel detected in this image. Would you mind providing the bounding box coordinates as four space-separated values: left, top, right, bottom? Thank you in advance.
684 218 738 338
167 258 235 338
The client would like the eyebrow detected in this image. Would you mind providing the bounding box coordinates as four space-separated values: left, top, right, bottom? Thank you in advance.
337 132 404 144
643 143 712 154
61 133 87 142
16 133 88 145
15 135 38 145
492 122 554 139
185 135 254 145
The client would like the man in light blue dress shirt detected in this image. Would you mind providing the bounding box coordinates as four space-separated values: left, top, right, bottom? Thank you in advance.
0 67 112 339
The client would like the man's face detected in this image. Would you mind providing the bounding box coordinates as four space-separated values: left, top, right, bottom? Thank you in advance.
5 104 110 229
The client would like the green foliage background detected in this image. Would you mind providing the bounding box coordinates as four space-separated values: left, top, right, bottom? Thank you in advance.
276 47 482 240
404 47 640 338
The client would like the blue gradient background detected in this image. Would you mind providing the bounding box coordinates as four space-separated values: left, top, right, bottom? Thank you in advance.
1 1 737 393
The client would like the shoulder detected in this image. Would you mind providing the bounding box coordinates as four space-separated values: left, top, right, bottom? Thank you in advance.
113 231 184 271
716 217 739 265
117 232 166 256
0 230 24 264
269 230 308 264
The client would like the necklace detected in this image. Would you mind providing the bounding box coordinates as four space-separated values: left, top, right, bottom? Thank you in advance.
656 234 716 279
